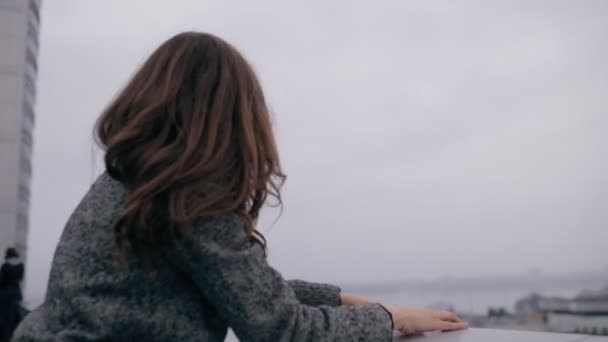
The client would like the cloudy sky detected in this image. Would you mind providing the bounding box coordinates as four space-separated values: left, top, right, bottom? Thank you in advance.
25 0 608 302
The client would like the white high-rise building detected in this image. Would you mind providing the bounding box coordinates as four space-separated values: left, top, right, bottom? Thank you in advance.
0 0 41 261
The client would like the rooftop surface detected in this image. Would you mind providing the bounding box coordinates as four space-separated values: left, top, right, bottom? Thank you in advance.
396 328 608 341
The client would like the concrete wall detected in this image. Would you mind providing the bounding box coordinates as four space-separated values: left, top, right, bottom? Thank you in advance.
403 328 608 341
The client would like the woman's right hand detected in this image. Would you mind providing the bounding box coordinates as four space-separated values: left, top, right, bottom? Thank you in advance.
383 305 468 335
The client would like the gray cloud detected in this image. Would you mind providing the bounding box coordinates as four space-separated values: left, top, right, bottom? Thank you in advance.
25 0 608 303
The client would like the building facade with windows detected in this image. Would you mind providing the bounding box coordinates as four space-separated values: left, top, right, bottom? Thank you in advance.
0 0 41 261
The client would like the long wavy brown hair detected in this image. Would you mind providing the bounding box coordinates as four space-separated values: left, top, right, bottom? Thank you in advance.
95 32 285 267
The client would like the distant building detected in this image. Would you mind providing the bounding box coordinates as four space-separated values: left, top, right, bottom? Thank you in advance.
0 0 41 261
515 293 544 316
540 286 608 335
577 286 608 301
547 314 608 335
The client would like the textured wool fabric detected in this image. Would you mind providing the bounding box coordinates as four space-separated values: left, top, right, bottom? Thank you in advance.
13 173 392 341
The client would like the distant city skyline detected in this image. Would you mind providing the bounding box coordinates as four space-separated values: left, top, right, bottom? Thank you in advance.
345 269 608 294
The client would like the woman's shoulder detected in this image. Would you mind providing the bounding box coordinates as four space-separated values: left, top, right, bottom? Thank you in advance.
90 171 128 206
68 172 128 225
53 172 127 258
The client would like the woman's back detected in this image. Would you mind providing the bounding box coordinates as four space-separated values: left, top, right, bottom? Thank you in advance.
14 173 229 341
14 172 397 341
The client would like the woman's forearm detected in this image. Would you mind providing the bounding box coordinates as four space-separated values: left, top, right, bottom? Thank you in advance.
340 292 372 305
287 279 342 306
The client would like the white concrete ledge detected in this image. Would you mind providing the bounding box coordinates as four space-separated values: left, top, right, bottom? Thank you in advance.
394 328 608 341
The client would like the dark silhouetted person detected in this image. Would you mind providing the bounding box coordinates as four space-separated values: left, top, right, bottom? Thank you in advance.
0 247 24 342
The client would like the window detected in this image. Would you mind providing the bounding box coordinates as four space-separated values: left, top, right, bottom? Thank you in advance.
20 137 32 159
19 156 32 178
15 243 26 261
15 223 28 253
20 138 33 160
25 46 38 74
23 95 35 125
16 212 28 229
28 0 40 24
27 32 38 57
24 71 37 97
18 183 30 202
25 58 37 80
21 127 33 149
27 16 39 49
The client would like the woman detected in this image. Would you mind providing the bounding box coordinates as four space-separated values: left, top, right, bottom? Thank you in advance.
14 32 467 341
0 248 25 341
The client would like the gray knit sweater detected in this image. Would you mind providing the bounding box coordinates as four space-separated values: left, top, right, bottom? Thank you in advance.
13 173 393 341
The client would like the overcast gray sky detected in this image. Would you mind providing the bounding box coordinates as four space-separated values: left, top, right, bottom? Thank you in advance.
25 0 608 302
